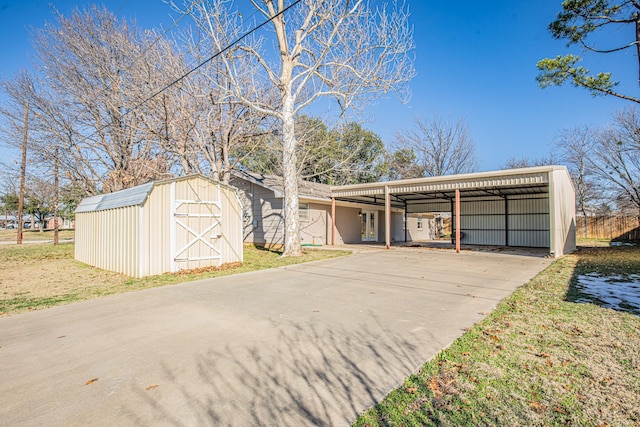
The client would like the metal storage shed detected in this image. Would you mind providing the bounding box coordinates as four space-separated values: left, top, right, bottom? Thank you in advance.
75 175 243 277
331 166 576 257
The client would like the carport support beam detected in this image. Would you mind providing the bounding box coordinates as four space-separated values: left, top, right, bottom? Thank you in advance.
455 188 460 254
331 197 335 246
385 185 391 249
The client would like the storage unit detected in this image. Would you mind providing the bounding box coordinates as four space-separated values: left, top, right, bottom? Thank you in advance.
75 175 243 277
331 166 576 257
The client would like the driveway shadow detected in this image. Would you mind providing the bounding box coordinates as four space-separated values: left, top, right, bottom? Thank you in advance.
122 314 421 426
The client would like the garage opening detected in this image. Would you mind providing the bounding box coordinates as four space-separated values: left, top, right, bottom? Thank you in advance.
330 166 576 257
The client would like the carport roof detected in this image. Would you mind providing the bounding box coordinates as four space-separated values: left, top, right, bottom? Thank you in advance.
330 165 568 208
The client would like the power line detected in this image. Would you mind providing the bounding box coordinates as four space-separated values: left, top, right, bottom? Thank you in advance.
80 0 303 146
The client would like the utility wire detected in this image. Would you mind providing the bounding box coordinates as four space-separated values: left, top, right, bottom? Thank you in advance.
81 0 303 145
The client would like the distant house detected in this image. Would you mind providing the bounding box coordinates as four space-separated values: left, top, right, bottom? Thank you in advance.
230 170 434 247
45 216 75 230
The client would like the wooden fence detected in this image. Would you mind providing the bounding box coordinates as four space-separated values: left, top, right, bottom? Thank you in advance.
576 216 640 240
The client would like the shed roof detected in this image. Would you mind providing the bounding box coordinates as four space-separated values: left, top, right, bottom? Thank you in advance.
75 174 232 214
75 182 154 213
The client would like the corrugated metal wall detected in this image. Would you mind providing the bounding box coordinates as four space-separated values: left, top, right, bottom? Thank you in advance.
412 194 551 248
550 169 577 256
76 176 243 278
75 206 140 277
219 184 244 265
141 181 172 276
508 195 549 248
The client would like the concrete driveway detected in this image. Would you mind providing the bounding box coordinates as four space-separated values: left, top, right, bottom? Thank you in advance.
0 248 550 426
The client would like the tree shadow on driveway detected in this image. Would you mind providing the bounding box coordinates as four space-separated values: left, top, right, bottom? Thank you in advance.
123 314 422 426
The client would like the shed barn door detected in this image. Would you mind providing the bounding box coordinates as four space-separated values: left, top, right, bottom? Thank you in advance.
172 196 222 271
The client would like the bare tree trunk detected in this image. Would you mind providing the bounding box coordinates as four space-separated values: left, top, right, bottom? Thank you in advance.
53 144 59 246
282 89 301 257
17 103 28 245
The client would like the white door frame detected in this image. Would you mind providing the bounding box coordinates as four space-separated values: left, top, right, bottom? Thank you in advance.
361 210 378 242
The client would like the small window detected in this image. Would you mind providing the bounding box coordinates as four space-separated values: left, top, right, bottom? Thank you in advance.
299 202 310 222
402 215 406 230
417 216 423 230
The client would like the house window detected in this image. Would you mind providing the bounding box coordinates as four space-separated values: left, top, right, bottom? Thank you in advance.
417 216 423 230
299 203 310 222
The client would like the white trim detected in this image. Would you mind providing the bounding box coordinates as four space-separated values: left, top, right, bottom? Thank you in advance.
138 206 144 278
175 255 222 262
170 182 177 273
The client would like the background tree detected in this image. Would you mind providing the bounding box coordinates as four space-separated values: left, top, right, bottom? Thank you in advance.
22 175 55 231
383 148 424 180
392 116 478 177
590 108 640 221
320 122 387 185
153 4 277 184
500 153 560 169
556 126 600 220
537 0 640 103
26 5 177 195
0 193 19 227
242 116 387 185
182 0 415 256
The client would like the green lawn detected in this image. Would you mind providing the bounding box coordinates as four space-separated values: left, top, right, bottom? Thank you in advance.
0 243 351 316
353 245 640 426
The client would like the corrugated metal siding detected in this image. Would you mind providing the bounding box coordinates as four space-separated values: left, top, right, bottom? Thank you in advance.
220 184 244 264
75 175 242 277
333 172 548 198
141 181 172 276
75 206 140 277
447 195 550 248
456 198 506 245
508 196 549 248
407 201 450 213
550 169 577 256
75 182 153 213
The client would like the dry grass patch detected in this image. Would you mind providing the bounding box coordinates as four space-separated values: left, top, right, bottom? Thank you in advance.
0 229 75 242
354 246 640 427
0 243 350 316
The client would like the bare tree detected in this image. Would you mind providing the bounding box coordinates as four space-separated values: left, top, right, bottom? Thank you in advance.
142 10 276 184
556 126 600 220
181 0 415 256
394 116 478 177
590 108 640 223
501 153 561 170
27 5 175 194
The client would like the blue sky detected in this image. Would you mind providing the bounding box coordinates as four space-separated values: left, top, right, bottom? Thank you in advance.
0 0 636 171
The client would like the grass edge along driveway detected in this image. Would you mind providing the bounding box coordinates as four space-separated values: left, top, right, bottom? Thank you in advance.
0 243 351 317
353 245 640 427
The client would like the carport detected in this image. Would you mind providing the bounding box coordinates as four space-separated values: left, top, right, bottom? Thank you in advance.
330 166 576 257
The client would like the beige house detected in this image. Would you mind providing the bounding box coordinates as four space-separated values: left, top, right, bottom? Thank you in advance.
75 175 243 277
230 170 434 247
